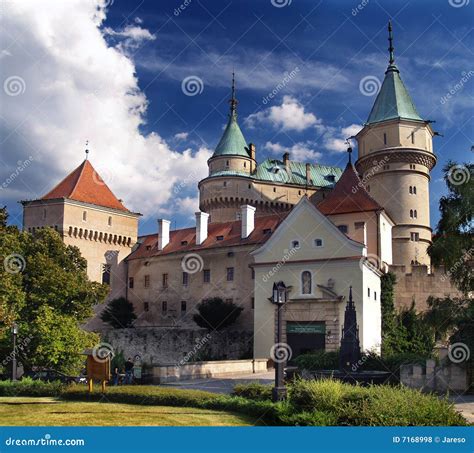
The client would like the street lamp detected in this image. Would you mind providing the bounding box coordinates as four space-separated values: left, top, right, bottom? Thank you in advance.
11 323 18 381
271 281 288 402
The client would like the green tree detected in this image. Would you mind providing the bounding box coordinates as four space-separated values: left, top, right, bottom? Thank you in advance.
100 297 136 328
0 215 107 374
428 161 473 294
193 297 243 331
423 296 466 343
380 272 398 356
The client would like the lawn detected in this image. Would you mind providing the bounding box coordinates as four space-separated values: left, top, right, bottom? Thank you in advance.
0 397 256 426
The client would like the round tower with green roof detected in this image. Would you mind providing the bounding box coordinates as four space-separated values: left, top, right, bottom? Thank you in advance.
355 21 437 269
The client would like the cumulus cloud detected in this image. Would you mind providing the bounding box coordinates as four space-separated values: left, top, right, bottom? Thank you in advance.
245 96 320 132
264 141 322 162
0 0 210 220
174 132 189 141
320 123 363 152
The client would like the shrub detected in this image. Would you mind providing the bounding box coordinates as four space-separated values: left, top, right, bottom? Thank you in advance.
0 378 64 397
232 382 272 401
294 351 339 370
193 298 243 331
288 379 466 426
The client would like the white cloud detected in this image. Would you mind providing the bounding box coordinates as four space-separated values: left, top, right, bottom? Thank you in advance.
0 0 210 219
174 132 189 141
245 96 320 132
320 123 363 152
264 141 322 162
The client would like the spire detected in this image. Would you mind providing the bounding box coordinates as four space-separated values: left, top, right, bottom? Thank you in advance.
85 140 89 160
229 71 238 117
388 20 395 65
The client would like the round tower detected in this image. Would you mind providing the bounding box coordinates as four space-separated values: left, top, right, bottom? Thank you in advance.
355 22 436 268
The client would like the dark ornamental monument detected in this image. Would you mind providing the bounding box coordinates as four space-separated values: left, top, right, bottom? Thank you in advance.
339 286 362 371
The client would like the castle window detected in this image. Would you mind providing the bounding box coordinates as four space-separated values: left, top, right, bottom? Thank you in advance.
411 132 415 144
162 301 167 313
101 264 111 285
410 164 416 170
162 273 168 288
203 269 211 283
414 210 417 218
273 187 276 192
314 238 323 247
251 268 255 279
410 209 414 218
248 184 251 189
251 297 255 309
108 216 112 226
244 162 247 168
409 186 413 194
227 251 234 257
298 190 301 195
413 186 417 194
82 211 87 222
383 133 387 145
144 302 149 312
226 160 230 167
301 271 312 295
374 291 377 301
410 232 419 242
367 287 370 297
338 225 348 234
144 274 150 288
223 181 227 187
291 240 300 249
181 301 187 312
226 267 234 281
128 277 134 289
182 272 188 286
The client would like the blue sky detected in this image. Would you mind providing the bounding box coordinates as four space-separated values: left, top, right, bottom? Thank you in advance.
1 0 473 235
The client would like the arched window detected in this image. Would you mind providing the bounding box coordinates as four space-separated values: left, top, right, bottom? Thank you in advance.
301 271 312 295
414 210 417 218
410 209 414 218
82 211 87 221
413 186 417 194
409 186 412 194
108 216 112 226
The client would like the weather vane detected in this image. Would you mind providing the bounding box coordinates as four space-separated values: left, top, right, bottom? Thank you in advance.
85 140 89 160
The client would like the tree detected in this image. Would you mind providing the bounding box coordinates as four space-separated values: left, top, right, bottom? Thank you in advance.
423 296 466 343
428 161 473 294
193 297 243 331
101 297 136 328
380 272 398 356
0 214 108 374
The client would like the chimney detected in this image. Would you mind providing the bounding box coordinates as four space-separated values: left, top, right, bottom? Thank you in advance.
306 163 312 185
249 143 256 161
283 152 290 173
240 205 256 239
157 219 171 250
195 211 209 245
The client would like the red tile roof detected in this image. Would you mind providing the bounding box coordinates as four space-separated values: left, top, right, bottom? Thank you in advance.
317 162 383 215
42 160 129 212
127 212 288 260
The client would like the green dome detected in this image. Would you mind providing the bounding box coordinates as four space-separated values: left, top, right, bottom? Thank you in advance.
366 65 422 125
213 113 250 158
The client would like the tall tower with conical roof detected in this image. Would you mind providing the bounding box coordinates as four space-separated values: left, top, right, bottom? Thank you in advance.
355 22 436 268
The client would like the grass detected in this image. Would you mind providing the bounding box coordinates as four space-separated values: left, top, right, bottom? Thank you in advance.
0 397 256 427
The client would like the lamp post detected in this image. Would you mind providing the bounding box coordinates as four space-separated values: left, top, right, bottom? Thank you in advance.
271 281 287 402
11 323 18 381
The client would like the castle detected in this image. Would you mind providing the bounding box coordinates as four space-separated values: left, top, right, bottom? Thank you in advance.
21 24 461 360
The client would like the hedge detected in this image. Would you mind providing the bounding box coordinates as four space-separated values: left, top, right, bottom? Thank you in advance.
0 378 64 397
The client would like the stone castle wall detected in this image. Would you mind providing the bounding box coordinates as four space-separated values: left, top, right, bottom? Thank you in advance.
390 264 464 311
103 327 253 365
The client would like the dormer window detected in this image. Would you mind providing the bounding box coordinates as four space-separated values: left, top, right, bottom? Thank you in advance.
263 228 272 234
314 239 323 247
338 225 348 234
181 240 188 246
146 245 152 251
216 235 224 241
326 175 336 183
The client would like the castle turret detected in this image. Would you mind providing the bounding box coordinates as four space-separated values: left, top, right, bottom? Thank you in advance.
355 21 436 268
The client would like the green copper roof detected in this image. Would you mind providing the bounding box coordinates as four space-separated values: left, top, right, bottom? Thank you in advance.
366 65 423 125
213 113 250 158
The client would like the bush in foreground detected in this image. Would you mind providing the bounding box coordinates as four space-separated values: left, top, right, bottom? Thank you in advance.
0 378 64 397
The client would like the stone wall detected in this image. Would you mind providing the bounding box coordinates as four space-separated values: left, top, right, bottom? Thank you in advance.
400 359 469 394
390 264 463 311
103 327 253 366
